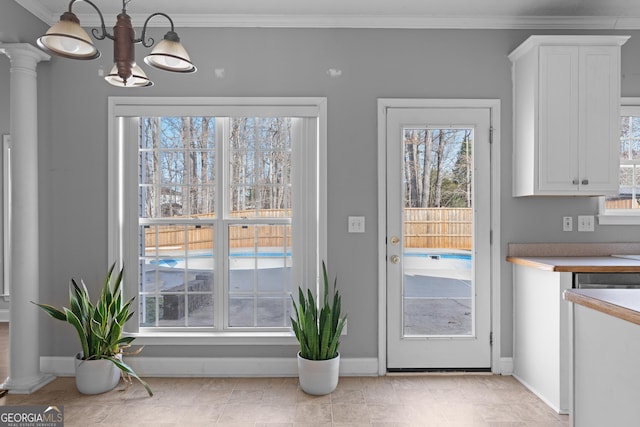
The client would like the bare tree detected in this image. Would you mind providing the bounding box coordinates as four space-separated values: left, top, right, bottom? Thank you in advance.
140 117 162 218
432 130 446 207
420 129 433 207
403 130 419 207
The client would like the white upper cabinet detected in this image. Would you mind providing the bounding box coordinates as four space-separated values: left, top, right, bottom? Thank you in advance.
509 35 629 196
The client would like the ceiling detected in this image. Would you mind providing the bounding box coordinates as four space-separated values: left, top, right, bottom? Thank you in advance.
13 0 640 29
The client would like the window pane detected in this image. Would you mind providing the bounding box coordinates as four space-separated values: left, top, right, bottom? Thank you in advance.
228 117 293 218
139 117 216 219
228 224 292 328
162 151 185 184
620 116 640 161
605 115 640 210
140 224 215 327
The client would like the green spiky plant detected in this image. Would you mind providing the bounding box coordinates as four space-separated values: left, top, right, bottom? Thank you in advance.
32 263 152 396
290 261 347 360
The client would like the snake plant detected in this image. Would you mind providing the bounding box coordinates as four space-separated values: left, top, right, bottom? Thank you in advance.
291 261 347 360
33 263 152 396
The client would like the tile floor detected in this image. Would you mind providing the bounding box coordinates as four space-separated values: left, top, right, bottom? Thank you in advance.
0 323 569 426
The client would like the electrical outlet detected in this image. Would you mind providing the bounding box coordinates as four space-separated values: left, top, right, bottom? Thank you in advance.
578 215 595 232
563 216 573 232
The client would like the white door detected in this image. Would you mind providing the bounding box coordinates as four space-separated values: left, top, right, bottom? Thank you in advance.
385 106 491 369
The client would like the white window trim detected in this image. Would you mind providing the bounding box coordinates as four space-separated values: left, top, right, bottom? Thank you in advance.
598 98 640 226
2 134 10 300
107 97 327 345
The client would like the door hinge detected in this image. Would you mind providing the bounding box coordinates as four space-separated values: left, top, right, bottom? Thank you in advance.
489 331 493 346
489 229 493 245
489 127 494 144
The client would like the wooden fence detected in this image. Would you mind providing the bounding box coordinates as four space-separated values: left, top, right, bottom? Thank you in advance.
145 208 472 252
144 210 292 252
605 199 640 209
404 208 472 250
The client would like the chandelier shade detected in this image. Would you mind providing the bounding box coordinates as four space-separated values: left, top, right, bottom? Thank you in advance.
144 32 196 73
37 12 99 59
105 63 153 87
36 0 196 88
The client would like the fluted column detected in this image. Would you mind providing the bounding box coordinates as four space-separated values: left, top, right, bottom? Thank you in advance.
0 43 54 394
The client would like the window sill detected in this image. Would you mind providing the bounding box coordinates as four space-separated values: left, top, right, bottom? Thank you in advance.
123 330 299 346
598 214 640 226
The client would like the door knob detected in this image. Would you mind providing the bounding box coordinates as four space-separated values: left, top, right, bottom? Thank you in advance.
390 255 400 264
390 236 400 245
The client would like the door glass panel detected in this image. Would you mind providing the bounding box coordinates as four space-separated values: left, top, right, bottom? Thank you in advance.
402 127 473 337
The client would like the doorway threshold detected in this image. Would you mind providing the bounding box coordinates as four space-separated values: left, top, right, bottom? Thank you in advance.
387 368 492 375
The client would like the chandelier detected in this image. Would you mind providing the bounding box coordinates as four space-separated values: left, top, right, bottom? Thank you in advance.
37 0 197 88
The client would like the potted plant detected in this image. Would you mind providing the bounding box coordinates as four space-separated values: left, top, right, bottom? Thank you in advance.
290 261 347 395
33 263 152 396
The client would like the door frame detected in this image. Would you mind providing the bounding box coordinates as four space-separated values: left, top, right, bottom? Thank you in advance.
376 98 502 375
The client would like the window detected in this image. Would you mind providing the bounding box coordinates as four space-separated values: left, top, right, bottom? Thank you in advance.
599 99 640 225
108 98 326 341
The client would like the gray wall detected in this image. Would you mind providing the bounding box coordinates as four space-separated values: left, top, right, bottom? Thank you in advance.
2 2 640 362
0 1 50 313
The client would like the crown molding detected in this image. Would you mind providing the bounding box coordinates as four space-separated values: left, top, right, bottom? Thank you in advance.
14 0 640 30
150 14 629 29
100 14 640 30
14 0 56 25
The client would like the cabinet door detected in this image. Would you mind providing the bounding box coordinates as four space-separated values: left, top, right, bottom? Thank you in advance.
579 46 620 194
538 46 579 192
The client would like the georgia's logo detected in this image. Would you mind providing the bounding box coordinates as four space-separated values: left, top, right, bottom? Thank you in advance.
44 406 62 415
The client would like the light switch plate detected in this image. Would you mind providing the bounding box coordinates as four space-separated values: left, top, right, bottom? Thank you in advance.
578 215 595 232
348 216 365 233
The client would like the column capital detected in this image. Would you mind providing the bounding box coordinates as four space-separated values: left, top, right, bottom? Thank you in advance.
0 43 50 67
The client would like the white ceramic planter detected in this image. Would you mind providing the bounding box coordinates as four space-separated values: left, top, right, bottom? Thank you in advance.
74 353 121 395
297 352 340 395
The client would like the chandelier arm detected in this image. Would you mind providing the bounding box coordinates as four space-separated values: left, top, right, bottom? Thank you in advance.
137 12 176 47
68 0 112 40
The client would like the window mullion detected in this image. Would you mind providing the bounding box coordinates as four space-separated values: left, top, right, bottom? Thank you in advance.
217 118 228 331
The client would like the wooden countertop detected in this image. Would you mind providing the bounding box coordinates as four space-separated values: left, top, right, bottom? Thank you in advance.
506 256 640 272
564 289 640 326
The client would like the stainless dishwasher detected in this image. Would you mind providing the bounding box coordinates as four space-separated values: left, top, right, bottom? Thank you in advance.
574 272 640 289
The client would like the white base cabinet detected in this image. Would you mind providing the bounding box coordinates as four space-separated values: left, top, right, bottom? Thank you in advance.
512 265 571 414
569 304 640 427
509 35 629 196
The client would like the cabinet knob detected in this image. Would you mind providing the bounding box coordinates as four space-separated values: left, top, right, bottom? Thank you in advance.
572 179 579 185
581 179 589 185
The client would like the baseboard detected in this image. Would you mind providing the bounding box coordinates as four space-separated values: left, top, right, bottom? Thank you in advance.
41 356 512 378
512 373 568 415
0 309 9 322
498 357 513 375
40 356 380 378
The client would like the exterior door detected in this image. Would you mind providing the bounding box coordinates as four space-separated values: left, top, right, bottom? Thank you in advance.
385 106 491 369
